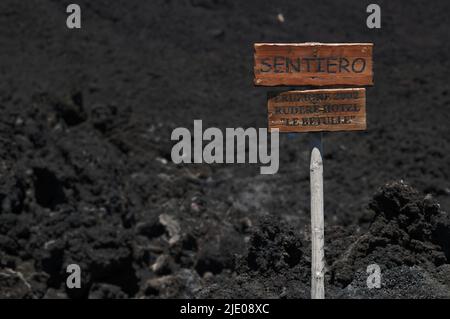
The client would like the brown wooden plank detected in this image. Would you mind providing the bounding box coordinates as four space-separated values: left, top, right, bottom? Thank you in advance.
268 88 366 132
254 43 373 86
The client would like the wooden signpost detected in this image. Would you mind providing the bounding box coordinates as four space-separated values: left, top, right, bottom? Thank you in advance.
253 43 373 299
268 88 366 132
254 43 373 86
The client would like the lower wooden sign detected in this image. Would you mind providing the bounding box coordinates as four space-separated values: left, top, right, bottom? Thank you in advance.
268 88 366 132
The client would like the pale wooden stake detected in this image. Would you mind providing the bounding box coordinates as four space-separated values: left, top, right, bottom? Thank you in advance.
309 132 325 299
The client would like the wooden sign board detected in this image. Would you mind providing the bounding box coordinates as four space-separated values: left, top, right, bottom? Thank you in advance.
268 88 366 132
254 43 373 86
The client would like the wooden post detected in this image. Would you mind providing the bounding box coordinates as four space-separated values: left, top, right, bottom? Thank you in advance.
310 132 325 299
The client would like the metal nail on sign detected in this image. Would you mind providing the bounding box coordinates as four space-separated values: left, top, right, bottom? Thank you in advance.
254 43 373 86
268 88 366 132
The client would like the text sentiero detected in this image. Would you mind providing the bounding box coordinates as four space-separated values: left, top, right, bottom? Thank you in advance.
254 43 373 86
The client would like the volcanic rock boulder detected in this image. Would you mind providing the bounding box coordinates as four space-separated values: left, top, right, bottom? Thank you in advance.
330 181 450 297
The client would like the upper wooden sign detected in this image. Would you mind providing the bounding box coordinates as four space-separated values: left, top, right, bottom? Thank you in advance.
254 43 373 86
268 88 366 132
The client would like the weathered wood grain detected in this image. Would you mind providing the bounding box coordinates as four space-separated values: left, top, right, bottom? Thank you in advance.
310 132 325 299
268 88 366 132
254 43 373 86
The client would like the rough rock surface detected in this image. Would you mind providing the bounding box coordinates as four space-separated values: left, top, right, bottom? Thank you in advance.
0 0 449 298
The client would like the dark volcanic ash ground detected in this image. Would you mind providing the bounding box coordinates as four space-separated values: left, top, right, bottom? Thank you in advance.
0 0 450 298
